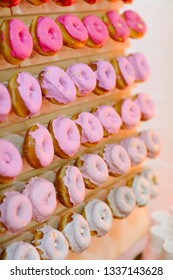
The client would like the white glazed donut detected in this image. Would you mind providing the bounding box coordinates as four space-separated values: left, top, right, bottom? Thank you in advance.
131 175 151 206
139 130 161 158
3 242 40 260
141 169 159 198
83 199 113 236
107 186 136 218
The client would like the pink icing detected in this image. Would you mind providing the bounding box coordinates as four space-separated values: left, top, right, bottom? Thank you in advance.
117 56 135 85
121 98 141 128
92 61 116 91
23 177 57 222
123 10 147 34
75 112 103 144
0 191 32 233
36 16 63 52
0 139 23 178
127 53 150 82
94 105 122 134
134 93 155 120
106 10 130 41
16 72 42 116
9 19 33 59
52 116 80 157
82 15 109 46
56 14 88 41
66 63 96 96
139 130 161 158
40 66 76 104
0 83 11 119
63 165 85 205
29 124 54 167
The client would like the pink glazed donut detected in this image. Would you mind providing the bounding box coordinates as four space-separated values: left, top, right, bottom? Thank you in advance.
0 139 23 183
120 98 141 128
0 191 32 233
139 130 161 158
127 53 150 82
134 93 155 121
2 242 40 260
82 15 109 48
0 83 12 122
23 177 57 222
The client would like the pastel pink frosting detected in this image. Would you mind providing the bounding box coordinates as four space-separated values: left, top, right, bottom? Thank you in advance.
123 10 147 35
134 93 155 120
106 10 130 41
9 19 33 59
0 139 23 179
52 116 80 157
40 66 76 104
63 165 85 206
117 56 135 85
94 105 122 134
29 124 54 167
0 83 11 121
131 175 151 206
139 130 161 158
16 72 42 116
23 177 57 222
75 112 103 144
82 15 109 46
0 191 32 233
121 98 141 128
127 53 150 82
36 16 63 53
4 242 40 260
56 14 88 42
66 63 96 96
92 61 116 91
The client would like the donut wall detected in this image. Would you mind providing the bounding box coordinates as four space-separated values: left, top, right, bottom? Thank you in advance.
0 0 160 260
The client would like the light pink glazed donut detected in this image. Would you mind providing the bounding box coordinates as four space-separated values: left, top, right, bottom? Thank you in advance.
134 93 155 121
103 144 131 176
122 10 147 38
121 98 141 128
141 168 159 198
3 242 40 260
0 191 32 233
127 53 150 82
117 56 135 86
131 175 151 206
23 177 57 222
107 186 136 218
0 83 11 122
38 66 76 105
139 130 161 158
74 112 103 146
82 15 109 48
94 105 122 136
0 139 23 183
121 136 147 166
66 63 96 97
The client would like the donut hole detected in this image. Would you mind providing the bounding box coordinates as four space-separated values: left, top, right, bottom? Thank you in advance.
54 239 61 250
141 185 147 195
59 77 66 87
76 176 82 190
16 204 23 217
80 227 85 235
73 22 81 31
48 28 56 40
88 119 94 131
124 193 132 204
81 71 89 80
101 210 107 219
41 139 48 152
129 106 135 117
29 86 34 98
67 128 75 141
105 69 110 79
94 22 102 33
19 30 26 43
95 161 102 172
4 152 11 164
119 152 125 163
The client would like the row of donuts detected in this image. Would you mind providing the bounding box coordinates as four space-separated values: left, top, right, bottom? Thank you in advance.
0 169 158 259
0 53 150 120
0 9 146 64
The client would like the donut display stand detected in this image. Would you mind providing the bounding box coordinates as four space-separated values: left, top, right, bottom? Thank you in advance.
0 0 154 260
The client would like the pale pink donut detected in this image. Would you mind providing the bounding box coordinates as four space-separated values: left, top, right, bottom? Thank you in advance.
117 56 135 86
0 191 32 233
127 53 150 82
0 83 11 121
131 175 151 206
4 242 40 260
134 93 155 121
139 130 161 158
23 177 57 222
121 98 141 128
92 61 116 91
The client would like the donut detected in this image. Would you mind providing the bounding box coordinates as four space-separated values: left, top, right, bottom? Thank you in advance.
0 83 12 122
139 130 161 158
141 168 159 198
8 72 42 117
107 186 136 218
89 61 116 95
48 116 81 158
122 0 133 3
55 165 85 208
127 53 150 82
23 177 57 222
111 56 135 89
0 0 20 7
82 198 113 236
82 15 109 48
73 112 103 146
133 93 155 121
76 153 108 189
102 10 130 42
122 10 147 39
32 225 69 260
83 0 98 4
101 144 131 176
30 16 63 56
38 66 76 105
121 136 147 166
1 242 40 260
66 63 96 97
0 19 33 65
93 105 122 136
58 212 91 253
23 124 54 168
53 0 76 6
0 139 23 183
27 0 50 5
130 175 151 206
0 191 32 233
55 14 88 49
